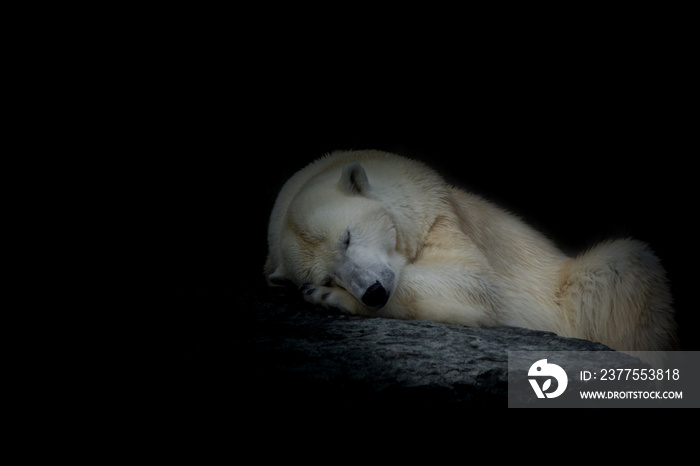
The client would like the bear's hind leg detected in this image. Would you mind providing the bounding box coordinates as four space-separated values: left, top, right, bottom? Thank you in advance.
559 238 677 353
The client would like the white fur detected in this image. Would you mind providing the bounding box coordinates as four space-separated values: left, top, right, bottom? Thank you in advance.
265 150 678 366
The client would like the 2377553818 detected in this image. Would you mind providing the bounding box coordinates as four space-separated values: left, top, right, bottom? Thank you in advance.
595 368 680 381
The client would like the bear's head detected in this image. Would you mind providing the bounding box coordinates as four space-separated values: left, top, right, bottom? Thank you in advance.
266 161 404 310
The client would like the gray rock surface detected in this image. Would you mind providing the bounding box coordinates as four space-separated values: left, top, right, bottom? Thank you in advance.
223 288 620 407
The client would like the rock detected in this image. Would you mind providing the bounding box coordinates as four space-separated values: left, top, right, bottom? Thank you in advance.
204 287 619 408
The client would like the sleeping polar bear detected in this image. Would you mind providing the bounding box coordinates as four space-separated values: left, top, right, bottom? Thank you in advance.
265 150 678 362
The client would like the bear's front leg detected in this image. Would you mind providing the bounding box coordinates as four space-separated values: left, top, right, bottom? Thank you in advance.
299 283 371 316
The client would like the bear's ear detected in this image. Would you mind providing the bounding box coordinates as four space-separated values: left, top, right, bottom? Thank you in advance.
339 161 371 196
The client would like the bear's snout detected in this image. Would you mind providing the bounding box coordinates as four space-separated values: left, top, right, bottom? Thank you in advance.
361 281 390 309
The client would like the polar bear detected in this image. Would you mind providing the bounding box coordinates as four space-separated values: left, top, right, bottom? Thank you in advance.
265 150 678 359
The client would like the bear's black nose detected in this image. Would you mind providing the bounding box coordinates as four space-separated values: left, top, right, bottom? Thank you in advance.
362 281 389 309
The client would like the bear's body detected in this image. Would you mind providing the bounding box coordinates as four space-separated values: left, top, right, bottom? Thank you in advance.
265 150 677 362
